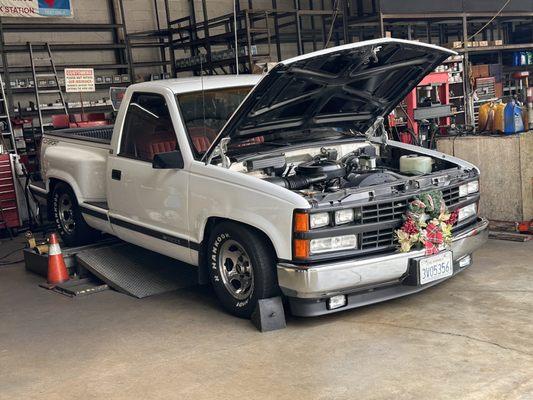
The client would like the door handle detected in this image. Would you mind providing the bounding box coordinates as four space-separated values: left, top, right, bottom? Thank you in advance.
111 169 122 181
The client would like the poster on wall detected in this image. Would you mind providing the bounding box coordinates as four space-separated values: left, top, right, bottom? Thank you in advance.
65 68 95 93
0 0 73 18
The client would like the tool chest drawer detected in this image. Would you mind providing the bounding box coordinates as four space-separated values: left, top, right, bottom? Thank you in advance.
0 154 21 229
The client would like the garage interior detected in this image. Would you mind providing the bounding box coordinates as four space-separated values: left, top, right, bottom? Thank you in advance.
0 1 532 399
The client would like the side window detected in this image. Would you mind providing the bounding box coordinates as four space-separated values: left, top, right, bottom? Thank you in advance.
119 92 178 162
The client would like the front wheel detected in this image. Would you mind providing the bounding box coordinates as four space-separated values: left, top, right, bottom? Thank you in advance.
207 222 279 318
51 182 99 247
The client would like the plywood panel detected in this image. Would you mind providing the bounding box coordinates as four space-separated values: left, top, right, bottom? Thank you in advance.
437 134 532 222
520 133 533 220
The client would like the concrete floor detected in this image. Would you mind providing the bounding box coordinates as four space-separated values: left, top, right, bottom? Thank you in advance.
0 237 532 400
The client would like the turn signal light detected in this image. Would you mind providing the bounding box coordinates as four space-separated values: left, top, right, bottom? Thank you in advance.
293 239 310 259
294 212 309 233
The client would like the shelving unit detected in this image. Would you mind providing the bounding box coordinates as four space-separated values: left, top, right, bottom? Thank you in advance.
0 0 132 166
161 0 341 75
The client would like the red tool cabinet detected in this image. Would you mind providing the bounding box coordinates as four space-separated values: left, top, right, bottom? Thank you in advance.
0 154 21 230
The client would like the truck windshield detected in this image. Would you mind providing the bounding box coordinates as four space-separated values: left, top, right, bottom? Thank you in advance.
177 86 252 157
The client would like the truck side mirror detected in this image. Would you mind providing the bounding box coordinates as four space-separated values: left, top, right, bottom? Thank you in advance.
152 150 184 169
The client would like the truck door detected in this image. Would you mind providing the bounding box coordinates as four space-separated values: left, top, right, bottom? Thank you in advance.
106 91 194 264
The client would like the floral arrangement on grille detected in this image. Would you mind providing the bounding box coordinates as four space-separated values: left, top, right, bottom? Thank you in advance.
395 190 458 255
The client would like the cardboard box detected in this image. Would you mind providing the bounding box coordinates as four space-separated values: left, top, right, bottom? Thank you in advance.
495 82 503 98
445 41 463 49
471 64 490 78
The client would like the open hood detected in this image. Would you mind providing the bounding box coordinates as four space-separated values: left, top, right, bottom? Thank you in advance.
204 38 455 160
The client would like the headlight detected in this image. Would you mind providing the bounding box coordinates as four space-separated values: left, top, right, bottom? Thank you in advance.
335 209 355 225
310 235 357 254
310 212 330 229
459 180 479 197
458 203 477 221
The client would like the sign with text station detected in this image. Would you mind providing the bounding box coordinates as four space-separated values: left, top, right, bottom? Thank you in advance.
65 69 95 93
0 0 72 17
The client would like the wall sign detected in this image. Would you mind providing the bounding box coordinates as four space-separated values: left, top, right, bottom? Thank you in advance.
65 68 95 93
0 0 73 18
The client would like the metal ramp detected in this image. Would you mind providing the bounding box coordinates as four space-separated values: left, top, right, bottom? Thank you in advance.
76 243 198 298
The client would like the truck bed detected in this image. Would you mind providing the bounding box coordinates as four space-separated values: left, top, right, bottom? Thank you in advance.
45 125 114 145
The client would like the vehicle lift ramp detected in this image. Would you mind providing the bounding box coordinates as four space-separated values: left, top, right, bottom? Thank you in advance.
76 242 198 298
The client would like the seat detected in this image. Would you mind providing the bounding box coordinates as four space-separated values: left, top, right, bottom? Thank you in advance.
192 136 211 153
136 131 177 161
188 126 217 154
235 136 264 147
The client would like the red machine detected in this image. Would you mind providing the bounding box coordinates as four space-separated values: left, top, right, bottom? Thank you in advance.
404 71 451 135
0 154 21 232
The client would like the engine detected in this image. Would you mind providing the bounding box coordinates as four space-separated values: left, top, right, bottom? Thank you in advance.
246 146 403 193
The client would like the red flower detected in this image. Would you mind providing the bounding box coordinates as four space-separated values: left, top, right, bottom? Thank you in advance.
447 210 459 226
402 218 419 235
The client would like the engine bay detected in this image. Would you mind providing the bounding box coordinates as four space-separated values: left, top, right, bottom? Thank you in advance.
230 141 473 203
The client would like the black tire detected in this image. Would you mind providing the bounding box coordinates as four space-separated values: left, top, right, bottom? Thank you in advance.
207 222 279 318
51 182 99 247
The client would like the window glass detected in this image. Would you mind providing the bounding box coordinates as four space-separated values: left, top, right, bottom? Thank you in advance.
120 93 178 162
177 86 252 157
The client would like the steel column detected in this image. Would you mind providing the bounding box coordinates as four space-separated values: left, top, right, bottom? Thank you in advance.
294 0 303 54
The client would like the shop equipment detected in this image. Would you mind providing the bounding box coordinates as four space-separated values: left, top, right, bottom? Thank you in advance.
0 154 21 235
28 42 68 133
405 71 453 147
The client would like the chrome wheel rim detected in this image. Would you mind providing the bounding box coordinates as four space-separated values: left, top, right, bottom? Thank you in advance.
58 193 76 235
218 240 254 300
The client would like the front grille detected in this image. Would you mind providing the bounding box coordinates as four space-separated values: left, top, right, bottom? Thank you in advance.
442 186 461 207
361 227 396 250
359 200 408 224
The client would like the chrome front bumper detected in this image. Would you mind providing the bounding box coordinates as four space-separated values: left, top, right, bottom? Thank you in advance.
277 218 489 316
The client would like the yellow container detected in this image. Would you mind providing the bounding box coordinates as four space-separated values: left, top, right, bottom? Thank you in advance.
478 102 494 132
493 102 506 133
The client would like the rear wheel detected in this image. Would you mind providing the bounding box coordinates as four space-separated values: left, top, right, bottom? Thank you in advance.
51 182 99 247
207 222 279 318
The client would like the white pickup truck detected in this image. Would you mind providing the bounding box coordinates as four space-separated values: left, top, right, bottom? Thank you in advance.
31 39 488 318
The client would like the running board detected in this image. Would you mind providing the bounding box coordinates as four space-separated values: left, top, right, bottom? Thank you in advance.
76 242 198 298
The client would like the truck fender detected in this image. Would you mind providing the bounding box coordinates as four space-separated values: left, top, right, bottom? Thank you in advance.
198 212 291 261
46 171 84 203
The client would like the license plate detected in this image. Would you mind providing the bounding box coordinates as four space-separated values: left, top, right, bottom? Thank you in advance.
418 251 453 285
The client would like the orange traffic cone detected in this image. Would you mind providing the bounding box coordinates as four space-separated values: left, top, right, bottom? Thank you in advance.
47 233 69 285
